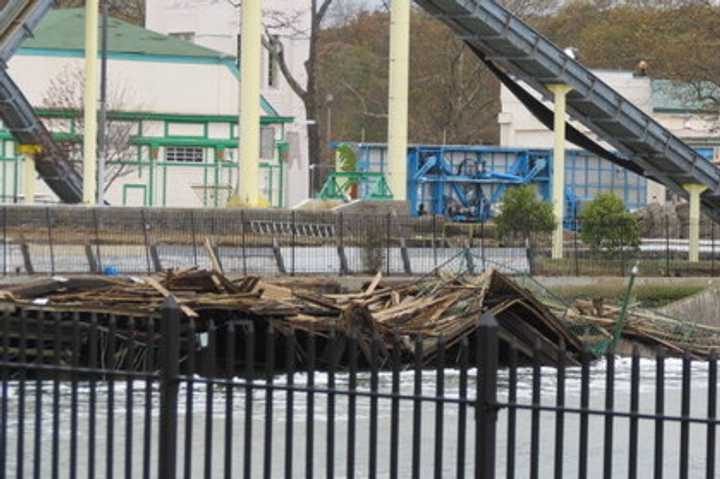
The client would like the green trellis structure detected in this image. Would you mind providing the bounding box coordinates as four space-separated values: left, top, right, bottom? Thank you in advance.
318 171 394 201
0 109 294 207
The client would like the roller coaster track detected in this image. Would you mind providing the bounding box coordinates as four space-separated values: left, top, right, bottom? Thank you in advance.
0 0 82 202
416 0 720 222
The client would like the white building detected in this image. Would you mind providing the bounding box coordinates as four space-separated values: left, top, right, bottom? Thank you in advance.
145 0 312 207
498 69 720 205
0 8 300 208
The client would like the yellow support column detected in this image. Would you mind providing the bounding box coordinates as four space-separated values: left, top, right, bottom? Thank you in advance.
83 0 99 204
387 0 410 201
231 0 262 207
19 145 42 205
548 84 572 260
684 183 708 263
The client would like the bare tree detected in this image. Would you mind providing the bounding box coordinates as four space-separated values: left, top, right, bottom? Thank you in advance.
324 0 376 26
56 0 146 26
41 66 139 192
228 0 335 194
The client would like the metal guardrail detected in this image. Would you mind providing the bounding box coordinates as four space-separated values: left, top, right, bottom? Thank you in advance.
0 205 716 277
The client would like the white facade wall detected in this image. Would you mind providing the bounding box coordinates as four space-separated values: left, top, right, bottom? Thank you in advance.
499 71 653 149
497 70 720 204
4 52 286 207
9 55 239 116
146 0 311 207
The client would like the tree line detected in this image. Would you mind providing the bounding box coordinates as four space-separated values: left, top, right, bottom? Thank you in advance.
56 1 720 191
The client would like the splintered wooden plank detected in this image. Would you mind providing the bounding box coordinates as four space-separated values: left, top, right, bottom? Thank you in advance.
292 292 343 312
144 277 198 318
204 238 224 274
365 271 383 295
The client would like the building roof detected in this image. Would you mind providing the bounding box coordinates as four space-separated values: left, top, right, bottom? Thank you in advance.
21 8 230 60
18 8 282 117
651 79 719 114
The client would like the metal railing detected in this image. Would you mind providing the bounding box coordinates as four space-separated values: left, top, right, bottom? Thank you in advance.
0 204 717 277
0 301 719 477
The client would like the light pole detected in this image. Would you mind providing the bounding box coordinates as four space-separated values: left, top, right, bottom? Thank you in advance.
325 93 334 148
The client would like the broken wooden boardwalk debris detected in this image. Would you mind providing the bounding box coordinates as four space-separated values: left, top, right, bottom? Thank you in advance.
0 268 583 369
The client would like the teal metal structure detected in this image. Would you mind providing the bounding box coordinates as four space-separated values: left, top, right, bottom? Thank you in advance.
331 142 648 224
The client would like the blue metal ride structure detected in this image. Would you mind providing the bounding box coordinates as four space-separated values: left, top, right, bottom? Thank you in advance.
331 142 650 224
407 145 554 222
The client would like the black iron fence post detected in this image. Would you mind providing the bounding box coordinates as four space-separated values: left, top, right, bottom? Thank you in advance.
338 213 349 276
386 213 391 275
291 210 296 276
3 205 7 276
476 312 498 479
241 210 247 275
527 237 536 276
574 215 580 276
158 296 180 479
480 218 486 271
712 221 716 277
190 210 198 268
665 214 670 277
432 214 438 270
141 209 152 274
46 207 55 276
93 208 103 273
620 220 626 277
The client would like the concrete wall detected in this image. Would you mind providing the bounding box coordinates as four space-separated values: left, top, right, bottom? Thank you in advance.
146 0 311 207
657 286 720 327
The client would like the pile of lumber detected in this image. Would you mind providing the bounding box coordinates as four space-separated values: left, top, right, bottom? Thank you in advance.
277 269 583 364
559 298 720 358
0 269 295 319
0 268 583 365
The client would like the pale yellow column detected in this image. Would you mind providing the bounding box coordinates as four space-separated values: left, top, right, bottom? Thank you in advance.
234 0 262 207
684 183 708 263
548 84 573 260
387 0 410 201
19 145 42 205
83 0 99 204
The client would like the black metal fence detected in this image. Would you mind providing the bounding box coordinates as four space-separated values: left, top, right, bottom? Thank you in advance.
1 301 719 478
0 204 718 277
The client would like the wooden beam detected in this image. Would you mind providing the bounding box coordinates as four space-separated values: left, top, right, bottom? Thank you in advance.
145 277 198 318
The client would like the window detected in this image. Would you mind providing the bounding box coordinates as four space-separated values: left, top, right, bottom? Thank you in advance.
165 147 205 163
169 32 196 42
261 127 275 159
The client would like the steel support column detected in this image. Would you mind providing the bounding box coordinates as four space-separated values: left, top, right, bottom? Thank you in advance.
235 0 262 207
19 145 41 205
548 84 572 260
83 0 99 204
387 0 411 201
685 183 708 263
